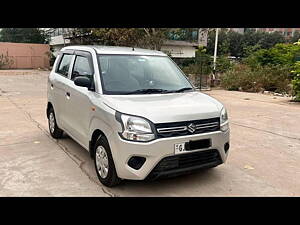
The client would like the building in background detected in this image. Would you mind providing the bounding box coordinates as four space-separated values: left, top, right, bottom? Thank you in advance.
43 28 73 56
227 28 300 38
254 28 300 38
45 28 208 59
161 28 206 58
227 28 245 34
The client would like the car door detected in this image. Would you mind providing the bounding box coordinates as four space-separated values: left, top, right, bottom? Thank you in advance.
63 50 95 148
49 50 75 129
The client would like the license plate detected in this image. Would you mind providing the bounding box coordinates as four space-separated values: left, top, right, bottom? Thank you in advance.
174 139 211 155
174 143 187 154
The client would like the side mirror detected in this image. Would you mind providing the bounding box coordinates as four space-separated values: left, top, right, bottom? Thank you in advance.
74 76 92 89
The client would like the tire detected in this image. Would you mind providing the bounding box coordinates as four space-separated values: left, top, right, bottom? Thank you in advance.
94 135 121 187
48 107 64 139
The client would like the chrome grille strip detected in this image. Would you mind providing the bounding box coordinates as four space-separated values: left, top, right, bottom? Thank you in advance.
195 124 219 129
195 122 219 128
157 126 187 133
196 125 218 130
157 123 219 134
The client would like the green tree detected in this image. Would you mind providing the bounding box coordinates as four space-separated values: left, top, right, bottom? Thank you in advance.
70 28 171 50
292 32 300 43
245 43 300 67
139 28 170 50
227 31 244 57
0 28 49 44
242 30 264 47
242 30 285 52
206 29 230 56
206 29 286 58
215 55 233 73
256 31 285 49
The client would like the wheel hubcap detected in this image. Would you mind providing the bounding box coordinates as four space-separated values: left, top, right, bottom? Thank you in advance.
95 146 109 179
49 112 55 134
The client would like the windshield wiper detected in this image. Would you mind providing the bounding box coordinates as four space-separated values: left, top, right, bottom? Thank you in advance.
124 89 172 95
170 87 193 93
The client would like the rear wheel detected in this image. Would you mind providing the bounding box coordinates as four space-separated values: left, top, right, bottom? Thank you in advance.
48 107 63 139
94 136 121 187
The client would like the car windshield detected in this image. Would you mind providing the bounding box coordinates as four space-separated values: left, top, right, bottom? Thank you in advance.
98 54 193 95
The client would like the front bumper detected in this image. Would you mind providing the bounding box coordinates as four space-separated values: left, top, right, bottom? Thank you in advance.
108 129 230 180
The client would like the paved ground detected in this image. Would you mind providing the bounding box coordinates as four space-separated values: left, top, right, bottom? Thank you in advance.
0 71 299 196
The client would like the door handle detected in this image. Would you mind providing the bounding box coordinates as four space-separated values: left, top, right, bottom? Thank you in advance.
50 83 54 90
66 92 70 99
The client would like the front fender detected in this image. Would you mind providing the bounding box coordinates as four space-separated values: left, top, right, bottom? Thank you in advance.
88 101 119 145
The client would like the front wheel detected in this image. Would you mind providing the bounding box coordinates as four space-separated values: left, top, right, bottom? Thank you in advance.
94 136 121 187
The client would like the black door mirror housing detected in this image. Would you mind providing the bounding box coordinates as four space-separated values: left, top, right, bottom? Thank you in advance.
74 76 93 90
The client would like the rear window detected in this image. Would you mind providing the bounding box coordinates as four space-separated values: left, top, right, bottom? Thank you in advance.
57 54 73 77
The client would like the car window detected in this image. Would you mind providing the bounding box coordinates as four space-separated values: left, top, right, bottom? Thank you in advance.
98 55 192 94
147 58 185 86
57 54 73 77
71 55 93 80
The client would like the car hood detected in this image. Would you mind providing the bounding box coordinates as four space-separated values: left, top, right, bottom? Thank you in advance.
102 91 223 123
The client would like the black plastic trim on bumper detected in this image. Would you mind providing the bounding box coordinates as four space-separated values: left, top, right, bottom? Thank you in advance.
146 161 222 180
146 149 223 180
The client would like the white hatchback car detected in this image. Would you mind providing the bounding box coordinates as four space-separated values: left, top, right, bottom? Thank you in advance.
47 45 230 187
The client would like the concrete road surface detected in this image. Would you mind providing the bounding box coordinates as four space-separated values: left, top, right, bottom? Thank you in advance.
0 71 299 196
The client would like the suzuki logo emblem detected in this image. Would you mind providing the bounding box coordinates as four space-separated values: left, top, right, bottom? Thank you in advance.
187 123 196 133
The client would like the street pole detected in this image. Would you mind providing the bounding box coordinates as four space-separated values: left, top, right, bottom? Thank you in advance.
198 28 202 90
213 28 219 80
200 54 202 90
63 35 66 46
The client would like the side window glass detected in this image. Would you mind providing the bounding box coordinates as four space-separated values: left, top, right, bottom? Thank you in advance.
71 56 93 80
57 54 73 77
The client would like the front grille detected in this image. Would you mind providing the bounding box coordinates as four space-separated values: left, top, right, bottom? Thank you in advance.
147 149 222 180
155 117 220 138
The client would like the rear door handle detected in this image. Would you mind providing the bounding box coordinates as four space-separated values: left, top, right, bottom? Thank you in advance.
66 92 70 99
50 83 54 90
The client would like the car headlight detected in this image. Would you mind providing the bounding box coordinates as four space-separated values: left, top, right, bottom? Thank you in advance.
220 107 229 132
116 112 155 142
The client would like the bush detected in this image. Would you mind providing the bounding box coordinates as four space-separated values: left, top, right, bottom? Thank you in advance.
180 54 232 75
180 48 212 75
240 42 300 99
291 77 300 101
172 58 195 68
220 64 291 93
0 54 13 69
215 55 233 73
291 61 300 101
244 43 300 68
220 64 258 91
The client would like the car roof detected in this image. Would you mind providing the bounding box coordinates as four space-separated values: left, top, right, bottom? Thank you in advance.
61 45 167 56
